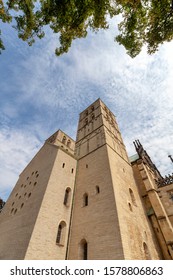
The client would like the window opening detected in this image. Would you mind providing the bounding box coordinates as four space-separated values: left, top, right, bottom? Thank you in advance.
96 185 100 194
129 188 137 206
67 140 71 148
79 239 88 260
56 225 62 244
56 221 66 245
64 188 71 206
83 193 88 207
128 202 133 212
62 136 66 144
143 242 151 260
62 163 65 168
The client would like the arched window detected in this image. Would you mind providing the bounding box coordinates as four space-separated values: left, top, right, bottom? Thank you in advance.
62 136 66 144
83 193 88 207
79 239 88 260
64 188 71 206
96 185 100 194
143 242 151 260
56 221 66 245
129 188 137 206
128 202 133 212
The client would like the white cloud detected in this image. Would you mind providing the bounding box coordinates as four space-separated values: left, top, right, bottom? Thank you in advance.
1 18 173 200
0 124 41 200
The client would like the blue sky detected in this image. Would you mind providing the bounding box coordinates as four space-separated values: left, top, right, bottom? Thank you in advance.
0 18 173 200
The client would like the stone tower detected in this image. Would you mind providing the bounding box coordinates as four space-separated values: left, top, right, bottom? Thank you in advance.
67 99 161 259
0 130 77 259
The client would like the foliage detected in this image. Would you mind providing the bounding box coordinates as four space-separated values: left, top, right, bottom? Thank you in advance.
0 0 12 53
0 0 173 57
0 197 5 213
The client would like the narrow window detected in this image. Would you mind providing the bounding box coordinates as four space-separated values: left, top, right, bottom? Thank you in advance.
62 136 66 144
62 163 65 168
71 168 74 174
129 188 137 206
28 193 31 198
79 239 88 260
67 140 71 148
143 242 151 260
56 224 62 244
86 164 88 168
21 203 24 209
83 193 88 207
64 188 71 206
96 185 100 194
83 242 88 260
56 221 66 245
128 202 133 212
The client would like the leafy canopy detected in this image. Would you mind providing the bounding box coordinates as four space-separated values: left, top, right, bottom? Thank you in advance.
0 0 173 57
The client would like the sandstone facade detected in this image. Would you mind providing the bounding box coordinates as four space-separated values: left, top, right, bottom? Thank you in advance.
0 99 173 259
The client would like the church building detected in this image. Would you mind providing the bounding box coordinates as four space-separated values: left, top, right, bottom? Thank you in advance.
0 99 173 259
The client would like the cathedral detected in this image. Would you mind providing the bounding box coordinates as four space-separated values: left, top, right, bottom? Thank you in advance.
0 98 173 260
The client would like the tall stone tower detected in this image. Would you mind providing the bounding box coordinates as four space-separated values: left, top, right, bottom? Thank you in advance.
0 130 77 259
67 99 161 260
